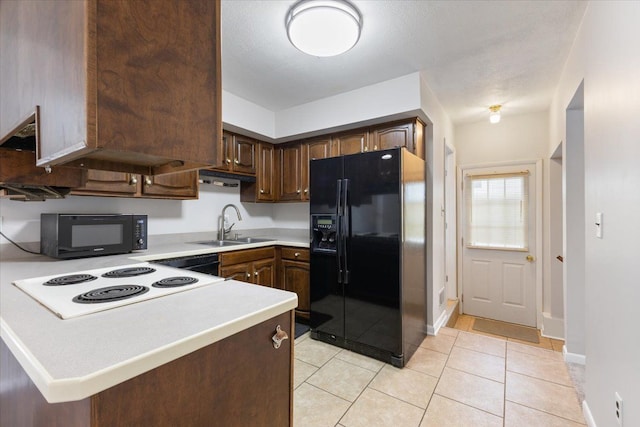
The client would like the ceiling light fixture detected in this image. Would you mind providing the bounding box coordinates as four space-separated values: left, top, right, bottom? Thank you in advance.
489 105 501 124
286 0 362 57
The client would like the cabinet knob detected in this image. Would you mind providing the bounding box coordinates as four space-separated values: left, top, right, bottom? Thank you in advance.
304 189 308 194
272 325 289 349
296 189 301 194
145 177 152 186
294 252 300 257
234 159 240 165
129 176 138 185
254 271 259 276
260 189 265 194
226 158 231 165
246 273 251 278
364 146 368 152
374 145 378 150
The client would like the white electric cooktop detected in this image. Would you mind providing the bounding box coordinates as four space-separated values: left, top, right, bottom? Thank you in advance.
13 263 225 320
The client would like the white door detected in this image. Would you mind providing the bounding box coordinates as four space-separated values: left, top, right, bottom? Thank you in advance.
461 163 538 327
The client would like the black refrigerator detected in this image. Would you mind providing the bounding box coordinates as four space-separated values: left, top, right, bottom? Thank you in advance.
309 147 426 367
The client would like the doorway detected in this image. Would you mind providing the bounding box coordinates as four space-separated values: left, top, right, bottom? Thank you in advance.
459 161 542 327
563 81 586 362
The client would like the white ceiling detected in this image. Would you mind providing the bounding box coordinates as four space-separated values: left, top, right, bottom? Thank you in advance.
221 0 587 124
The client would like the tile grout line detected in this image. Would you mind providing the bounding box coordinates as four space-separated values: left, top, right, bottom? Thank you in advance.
504 398 587 425
416 333 456 427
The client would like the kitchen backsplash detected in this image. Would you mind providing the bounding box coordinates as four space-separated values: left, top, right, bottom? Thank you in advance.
0 184 309 243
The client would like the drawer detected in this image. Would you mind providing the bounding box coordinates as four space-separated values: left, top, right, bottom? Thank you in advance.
281 247 309 262
220 247 276 266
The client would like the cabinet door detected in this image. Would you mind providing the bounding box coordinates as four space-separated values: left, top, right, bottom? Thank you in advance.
370 122 415 153
141 171 198 199
254 258 276 288
307 138 332 161
219 131 233 169
257 143 276 201
279 145 304 201
281 259 310 316
232 136 256 175
302 138 332 200
72 170 139 196
220 262 252 283
334 131 368 156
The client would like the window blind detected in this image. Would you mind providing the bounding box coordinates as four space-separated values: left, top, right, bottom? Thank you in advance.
465 172 529 250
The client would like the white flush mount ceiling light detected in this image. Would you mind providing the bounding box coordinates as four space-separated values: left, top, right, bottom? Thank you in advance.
489 105 501 124
286 0 362 57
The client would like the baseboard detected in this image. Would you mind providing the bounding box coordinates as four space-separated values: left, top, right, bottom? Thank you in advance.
541 312 564 339
425 309 449 336
563 345 587 365
583 400 596 427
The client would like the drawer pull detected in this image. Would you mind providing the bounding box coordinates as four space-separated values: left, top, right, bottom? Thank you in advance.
145 177 152 186
129 176 138 185
272 325 289 349
294 252 300 257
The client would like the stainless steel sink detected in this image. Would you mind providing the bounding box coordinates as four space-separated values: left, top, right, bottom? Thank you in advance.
224 237 275 244
190 237 275 246
191 240 245 247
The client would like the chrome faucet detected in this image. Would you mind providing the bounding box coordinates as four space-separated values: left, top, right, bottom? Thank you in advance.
218 204 243 240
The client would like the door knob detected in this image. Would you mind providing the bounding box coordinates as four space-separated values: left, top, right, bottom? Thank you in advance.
526 255 535 262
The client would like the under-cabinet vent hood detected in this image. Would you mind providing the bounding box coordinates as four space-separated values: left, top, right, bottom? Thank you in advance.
0 184 70 201
199 169 256 183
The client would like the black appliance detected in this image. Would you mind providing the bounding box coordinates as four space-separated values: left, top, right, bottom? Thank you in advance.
309 147 426 367
40 214 147 259
151 253 220 276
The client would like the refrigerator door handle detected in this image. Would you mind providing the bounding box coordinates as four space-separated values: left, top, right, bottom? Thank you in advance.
342 179 350 284
336 179 343 284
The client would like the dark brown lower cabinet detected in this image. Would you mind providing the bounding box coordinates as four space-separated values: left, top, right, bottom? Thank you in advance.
0 311 294 427
280 247 310 319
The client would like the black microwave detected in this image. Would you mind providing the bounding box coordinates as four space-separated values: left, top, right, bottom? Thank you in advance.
40 214 147 259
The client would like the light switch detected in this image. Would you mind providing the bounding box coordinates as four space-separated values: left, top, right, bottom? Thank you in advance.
595 212 603 238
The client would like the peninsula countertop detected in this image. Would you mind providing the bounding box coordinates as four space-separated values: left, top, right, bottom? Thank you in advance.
0 228 308 403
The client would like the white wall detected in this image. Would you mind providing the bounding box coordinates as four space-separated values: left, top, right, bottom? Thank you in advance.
0 184 275 243
419 72 455 334
455 111 549 165
549 2 640 426
276 73 422 138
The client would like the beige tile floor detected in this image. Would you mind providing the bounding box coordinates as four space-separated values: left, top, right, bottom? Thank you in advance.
293 316 585 426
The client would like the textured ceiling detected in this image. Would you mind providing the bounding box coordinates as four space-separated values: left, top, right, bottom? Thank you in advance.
221 0 587 124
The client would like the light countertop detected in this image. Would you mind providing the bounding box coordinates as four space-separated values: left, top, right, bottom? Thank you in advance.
0 228 308 403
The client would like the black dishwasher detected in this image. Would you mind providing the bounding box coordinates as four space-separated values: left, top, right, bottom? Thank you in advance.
151 253 220 276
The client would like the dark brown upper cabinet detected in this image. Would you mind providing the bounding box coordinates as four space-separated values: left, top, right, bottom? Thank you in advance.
333 130 370 156
241 142 275 202
0 0 222 176
71 169 199 200
278 144 305 201
216 131 257 176
302 137 333 201
370 119 425 159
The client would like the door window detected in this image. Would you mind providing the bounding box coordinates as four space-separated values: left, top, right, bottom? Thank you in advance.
465 172 529 250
